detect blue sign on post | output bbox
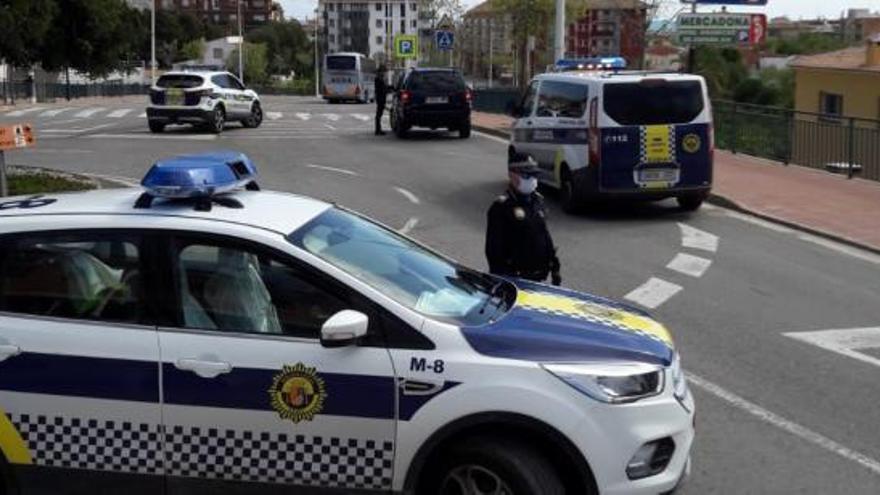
[436,30,455,51]
[681,0,768,4]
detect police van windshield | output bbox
[156,75,204,89]
[603,80,704,125]
[289,208,511,325]
[326,55,357,71]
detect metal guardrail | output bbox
[2,82,149,103]
[713,100,880,181]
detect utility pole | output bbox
[314,12,320,97]
[238,0,244,83]
[488,22,493,89]
[686,2,697,73]
[151,0,157,84]
[554,0,565,62]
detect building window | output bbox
[819,91,843,117]
[329,3,335,11]
[400,19,406,33]
[400,3,405,16]
[253,14,265,22]
[376,2,382,11]
[411,2,417,11]
[212,0,220,10]
[329,19,335,27]
[411,19,417,28]
[376,19,383,28]
[213,48,223,59]
[377,36,383,44]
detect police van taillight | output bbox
[588,97,600,167]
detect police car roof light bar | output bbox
[135,150,260,211]
[554,57,627,72]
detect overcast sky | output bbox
[280,0,878,23]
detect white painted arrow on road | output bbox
[784,327,880,369]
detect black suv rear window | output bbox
[408,71,466,92]
[603,80,704,125]
[156,75,204,89]
[326,56,356,71]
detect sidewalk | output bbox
[0,95,145,112]
[472,111,880,254]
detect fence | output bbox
[713,100,880,181]
[2,81,149,103]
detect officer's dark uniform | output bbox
[374,67,388,135]
[485,156,561,284]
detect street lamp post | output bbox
[151,0,157,84]
[554,0,565,62]
[238,0,244,83]
[314,12,320,98]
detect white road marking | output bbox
[722,209,795,234]
[394,186,420,205]
[21,148,94,154]
[784,327,880,369]
[107,108,133,118]
[623,277,683,309]
[44,117,84,126]
[324,123,336,130]
[295,112,311,120]
[322,113,340,121]
[39,107,73,117]
[400,217,419,234]
[474,130,509,144]
[40,123,114,134]
[687,372,880,476]
[74,107,106,118]
[266,111,283,120]
[86,133,218,140]
[138,112,146,118]
[5,107,44,117]
[666,253,713,278]
[352,113,370,122]
[304,164,359,176]
[796,234,880,266]
[678,223,719,253]
[239,135,339,140]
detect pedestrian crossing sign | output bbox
[395,35,418,59]
[436,30,454,51]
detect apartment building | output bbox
[152,0,278,26]
[319,0,427,59]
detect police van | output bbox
[0,151,694,495]
[509,58,713,213]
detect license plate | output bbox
[426,96,448,104]
[639,169,678,182]
[166,89,184,106]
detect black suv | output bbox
[390,68,472,139]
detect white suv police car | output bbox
[0,152,694,495]
[147,70,263,134]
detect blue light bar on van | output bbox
[141,150,258,199]
[555,57,627,71]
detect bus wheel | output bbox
[677,192,708,211]
[560,167,583,214]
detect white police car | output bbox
[147,70,262,134]
[0,152,694,495]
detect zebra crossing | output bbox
[2,104,386,141]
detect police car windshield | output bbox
[156,75,204,89]
[289,208,510,325]
[603,80,704,125]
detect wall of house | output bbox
[794,68,880,120]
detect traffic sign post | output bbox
[395,34,419,60]
[678,13,767,46]
[0,124,36,197]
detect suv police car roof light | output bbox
[135,150,260,211]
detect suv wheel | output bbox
[394,115,408,139]
[429,436,564,495]
[148,120,165,133]
[242,102,263,128]
[209,106,225,134]
[459,122,471,139]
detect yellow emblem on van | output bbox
[515,290,674,347]
[682,134,701,154]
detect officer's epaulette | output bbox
[496,194,509,203]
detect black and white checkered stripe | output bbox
[11,414,162,474]
[164,425,394,490]
[10,414,394,490]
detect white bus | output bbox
[322,52,376,104]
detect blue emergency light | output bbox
[555,57,627,72]
[135,150,260,210]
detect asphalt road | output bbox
[4,96,880,493]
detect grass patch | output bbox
[8,172,96,196]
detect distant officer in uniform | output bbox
[374,65,388,135]
[485,153,561,285]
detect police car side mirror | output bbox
[320,310,369,348]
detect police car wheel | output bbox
[210,107,225,134]
[243,102,262,128]
[148,120,164,133]
[431,437,564,495]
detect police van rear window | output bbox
[408,72,466,92]
[156,75,204,89]
[603,80,704,125]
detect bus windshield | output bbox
[326,55,357,72]
[603,80,704,126]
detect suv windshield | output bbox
[603,80,704,125]
[289,208,510,325]
[408,71,466,92]
[156,75,204,89]
[326,56,356,71]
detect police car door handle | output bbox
[0,344,21,362]
[175,358,233,379]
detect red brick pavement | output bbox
[472,111,880,253]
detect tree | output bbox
[247,20,310,77]
[180,39,206,62]
[227,42,269,84]
[0,0,58,67]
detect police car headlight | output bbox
[670,352,689,402]
[543,363,664,404]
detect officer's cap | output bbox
[508,152,540,177]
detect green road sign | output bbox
[395,35,418,59]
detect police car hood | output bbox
[461,280,674,366]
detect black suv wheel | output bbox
[148,120,165,133]
[459,122,471,139]
[426,436,564,495]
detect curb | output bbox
[473,124,509,140]
[7,165,136,191]
[707,192,880,256]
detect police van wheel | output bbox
[148,120,164,133]
[210,107,225,134]
[431,437,564,495]
[560,170,583,214]
[677,193,707,212]
[243,102,263,128]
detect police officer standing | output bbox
[485,153,562,285]
[374,65,388,135]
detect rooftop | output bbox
[791,46,880,74]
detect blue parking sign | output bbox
[436,30,454,51]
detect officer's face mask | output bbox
[516,176,538,195]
